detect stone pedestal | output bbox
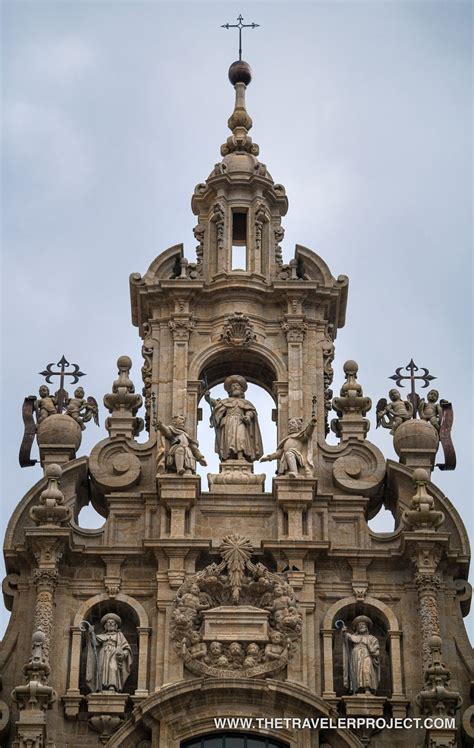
[202,605,269,642]
[86,692,128,716]
[207,460,265,494]
[87,692,128,744]
[274,477,316,538]
[341,693,386,717]
[157,474,200,537]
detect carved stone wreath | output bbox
[170,534,303,679]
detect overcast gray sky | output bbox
[1,1,472,642]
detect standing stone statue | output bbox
[156,415,207,475]
[204,375,263,462]
[376,388,413,434]
[339,615,380,694]
[260,416,317,478]
[418,389,442,431]
[84,613,132,693]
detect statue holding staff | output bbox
[336,615,380,694]
[82,613,132,693]
[204,375,263,463]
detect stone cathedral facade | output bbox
[1,59,472,748]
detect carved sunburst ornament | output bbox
[219,534,254,603]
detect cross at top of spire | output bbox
[221,14,259,61]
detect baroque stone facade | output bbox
[1,56,472,748]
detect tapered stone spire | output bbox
[221,61,259,156]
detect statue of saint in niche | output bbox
[83,613,132,693]
[205,375,263,462]
[338,615,380,694]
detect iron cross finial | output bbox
[221,14,260,61]
[39,355,85,412]
[389,358,436,416]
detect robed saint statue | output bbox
[205,375,263,462]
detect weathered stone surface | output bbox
[2,53,470,748]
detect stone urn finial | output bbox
[402,468,444,531]
[103,356,143,438]
[30,463,71,527]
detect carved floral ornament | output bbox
[220,312,256,347]
[170,534,303,679]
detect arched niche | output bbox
[65,592,150,715]
[187,342,287,444]
[321,595,404,701]
[190,342,284,398]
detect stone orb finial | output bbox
[343,359,358,375]
[117,355,132,370]
[413,468,430,484]
[228,60,252,86]
[45,463,62,480]
[393,418,439,457]
[428,634,442,649]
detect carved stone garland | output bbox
[170,534,303,679]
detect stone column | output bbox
[414,572,441,673]
[282,312,307,420]
[169,313,194,417]
[321,628,336,699]
[135,626,151,698]
[32,568,58,661]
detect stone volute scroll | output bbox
[170,534,303,679]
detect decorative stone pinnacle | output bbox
[221,74,259,156]
[103,356,143,438]
[30,463,71,527]
[330,360,372,441]
[402,468,445,531]
[12,631,56,715]
[416,635,462,717]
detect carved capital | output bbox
[282,318,307,342]
[33,568,59,592]
[169,316,195,341]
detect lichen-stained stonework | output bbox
[1,58,472,748]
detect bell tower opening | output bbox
[231,210,248,270]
